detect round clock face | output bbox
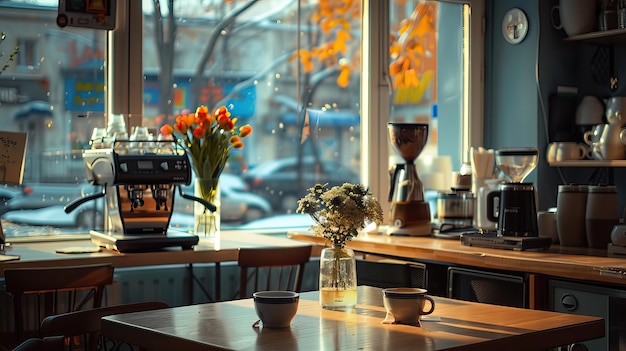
[502,8,528,44]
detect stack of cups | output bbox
[586,185,619,249]
[556,184,588,247]
[557,184,620,249]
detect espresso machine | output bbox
[387,122,432,236]
[65,139,214,252]
[461,147,551,250]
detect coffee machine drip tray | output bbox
[460,233,552,251]
[90,230,198,253]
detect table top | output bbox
[0,231,315,276]
[101,285,604,351]
[287,231,626,286]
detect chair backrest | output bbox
[40,301,169,351]
[237,245,312,299]
[11,336,65,351]
[4,263,114,344]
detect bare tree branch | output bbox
[190,0,262,106]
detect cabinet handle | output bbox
[561,293,578,311]
[597,266,626,278]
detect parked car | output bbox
[0,184,33,215]
[2,182,105,229]
[2,200,104,230]
[173,173,273,223]
[2,174,272,230]
[242,156,360,212]
[238,214,313,232]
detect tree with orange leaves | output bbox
[389,2,437,104]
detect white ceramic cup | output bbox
[558,0,597,37]
[382,288,435,325]
[253,291,299,328]
[575,95,605,126]
[553,142,589,161]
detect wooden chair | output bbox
[3,263,114,345]
[11,336,64,351]
[40,301,169,351]
[237,245,312,299]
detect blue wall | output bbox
[484,0,626,212]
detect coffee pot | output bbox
[486,148,539,237]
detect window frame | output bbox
[362,0,485,215]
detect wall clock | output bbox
[502,8,528,44]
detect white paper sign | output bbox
[0,131,27,185]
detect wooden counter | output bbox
[287,232,626,287]
[0,231,319,277]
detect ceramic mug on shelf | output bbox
[548,142,589,162]
[556,0,597,37]
[576,95,605,126]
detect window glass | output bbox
[0,0,476,238]
[388,0,467,204]
[1,1,107,237]
[140,0,363,232]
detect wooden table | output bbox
[101,285,604,351]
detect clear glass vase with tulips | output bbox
[160,105,252,238]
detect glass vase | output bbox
[194,177,221,241]
[319,246,357,310]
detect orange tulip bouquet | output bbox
[160,105,252,236]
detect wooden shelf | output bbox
[549,160,626,167]
[564,28,626,45]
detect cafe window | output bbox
[0,0,482,238]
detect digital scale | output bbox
[460,233,552,251]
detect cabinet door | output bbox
[549,280,609,351]
[447,267,527,308]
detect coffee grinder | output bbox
[461,147,551,250]
[488,147,539,237]
[387,122,431,236]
